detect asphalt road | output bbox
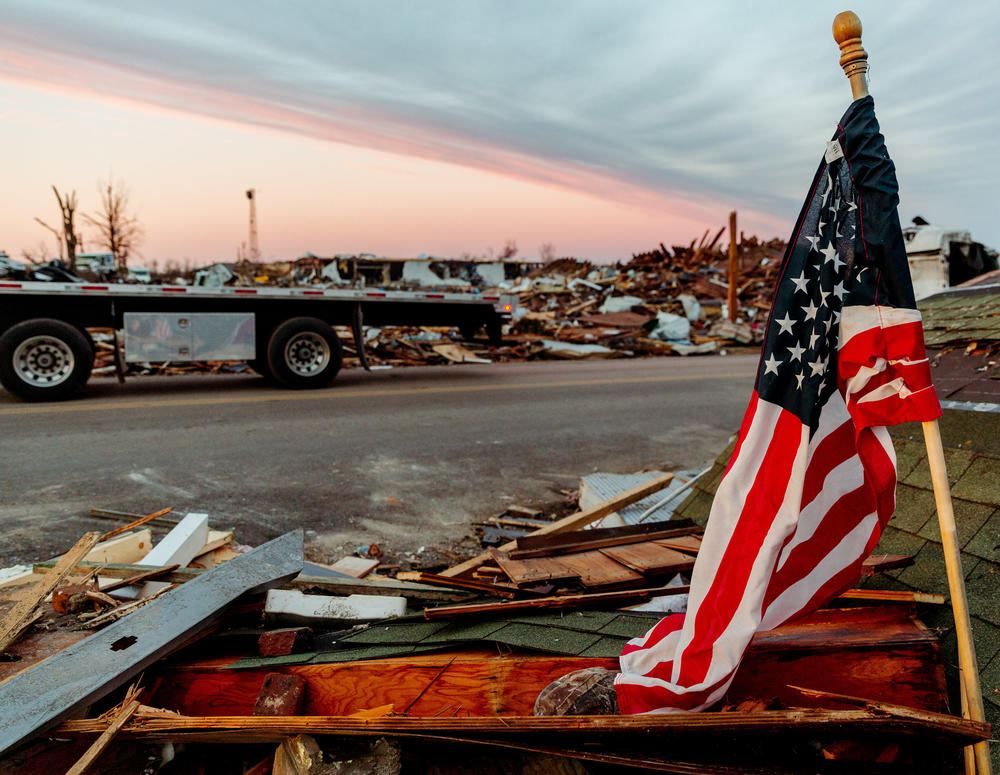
[0,356,757,566]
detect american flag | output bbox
[615,96,942,714]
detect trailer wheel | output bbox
[0,319,94,401]
[266,317,343,389]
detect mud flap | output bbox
[351,302,370,371]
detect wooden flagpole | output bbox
[833,12,992,774]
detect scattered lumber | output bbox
[32,562,474,602]
[0,530,304,757]
[424,586,689,620]
[396,571,521,599]
[0,532,102,654]
[0,530,152,592]
[441,472,675,577]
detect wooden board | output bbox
[486,549,579,587]
[599,543,695,575]
[548,551,645,589]
[329,557,380,578]
[651,535,703,555]
[423,587,688,620]
[0,533,102,653]
[55,706,989,747]
[510,521,699,559]
[396,571,521,599]
[0,530,154,592]
[31,562,473,602]
[488,548,643,589]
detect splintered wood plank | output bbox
[0,533,102,653]
[65,699,141,775]
[599,543,696,575]
[98,507,173,542]
[487,548,643,590]
[54,706,990,746]
[487,549,579,587]
[547,550,645,589]
[510,521,699,559]
[651,535,703,555]
[441,473,675,577]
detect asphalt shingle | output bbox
[964,508,1000,563]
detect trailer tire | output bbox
[0,318,94,401]
[266,317,342,389]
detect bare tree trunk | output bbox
[49,187,79,271]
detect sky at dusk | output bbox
[1,1,998,266]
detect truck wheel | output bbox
[266,317,343,389]
[0,319,94,401]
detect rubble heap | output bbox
[0,474,988,773]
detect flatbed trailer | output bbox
[0,281,516,401]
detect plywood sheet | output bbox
[599,543,695,575]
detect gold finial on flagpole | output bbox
[832,11,869,100]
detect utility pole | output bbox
[728,210,738,322]
[246,189,260,262]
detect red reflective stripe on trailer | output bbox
[424,293,445,299]
[366,292,387,297]
[302,290,324,296]
[234,289,257,294]
[81,285,109,291]
[0,283,22,288]
[162,287,187,293]
[483,296,499,301]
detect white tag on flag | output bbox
[825,139,845,164]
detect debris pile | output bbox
[0,469,989,773]
[81,228,785,379]
[504,231,784,359]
